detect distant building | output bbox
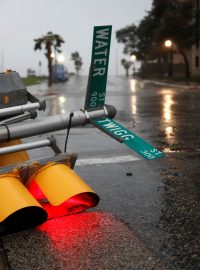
[141,0,200,78]
[190,0,200,76]
[27,68,36,77]
[178,0,200,76]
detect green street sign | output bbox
[85,25,164,161]
[84,25,112,110]
[92,118,165,160]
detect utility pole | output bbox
[1,50,4,72]
[164,40,173,78]
[115,49,118,77]
[38,61,42,77]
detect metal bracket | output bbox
[27,91,46,111]
[0,136,61,155]
[0,153,77,184]
[48,136,62,154]
[81,104,114,121]
[103,105,109,116]
[84,110,90,119]
[0,111,37,126]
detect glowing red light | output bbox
[42,193,98,219]
[27,180,99,219]
[37,212,104,253]
[27,180,46,201]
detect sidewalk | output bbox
[143,79,200,90]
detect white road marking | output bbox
[76,155,141,166]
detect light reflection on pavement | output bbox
[1,76,200,269]
[2,212,166,270]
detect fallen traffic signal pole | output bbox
[0,25,164,236]
[0,105,116,143]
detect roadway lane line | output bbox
[144,79,190,89]
[76,155,141,166]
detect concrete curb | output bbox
[0,242,10,270]
[144,79,200,90]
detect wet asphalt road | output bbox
[1,76,200,270]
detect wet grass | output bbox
[22,76,47,86]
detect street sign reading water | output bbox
[84,25,112,110]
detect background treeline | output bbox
[116,0,195,78]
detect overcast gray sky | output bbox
[0,0,152,77]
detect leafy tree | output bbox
[136,13,159,62]
[116,14,163,69]
[152,0,194,77]
[116,24,137,55]
[116,0,195,78]
[71,51,83,76]
[34,32,64,86]
[121,59,132,77]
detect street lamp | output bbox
[51,53,65,64]
[131,55,136,62]
[164,40,172,48]
[164,39,173,77]
[130,54,136,75]
[51,52,55,59]
[57,54,65,63]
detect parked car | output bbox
[52,64,69,82]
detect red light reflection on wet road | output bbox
[3,212,161,269]
[37,212,105,254]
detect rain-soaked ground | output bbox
[1,76,200,270]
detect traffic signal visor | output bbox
[0,173,47,235]
[27,163,99,217]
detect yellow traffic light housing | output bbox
[26,163,99,218]
[0,173,47,235]
[0,140,48,235]
[0,151,99,235]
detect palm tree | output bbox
[121,59,132,77]
[71,51,83,76]
[34,32,64,86]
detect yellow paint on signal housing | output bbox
[0,139,29,166]
[27,163,99,206]
[0,174,47,222]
